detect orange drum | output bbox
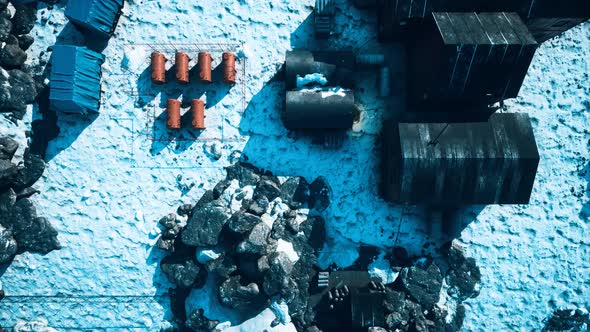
[166,99,181,129]
[222,52,236,84]
[175,51,190,84]
[198,52,212,83]
[191,99,206,130]
[151,52,166,85]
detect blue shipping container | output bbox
[65,0,124,39]
[50,45,105,115]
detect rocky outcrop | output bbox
[543,308,589,332]
[0,137,59,264]
[154,162,328,330]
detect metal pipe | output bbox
[191,99,205,130]
[175,51,190,84]
[222,52,236,84]
[197,52,212,83]
[166,99,181,129]
[151,52,166,84]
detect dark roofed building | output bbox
[381,113,540,205]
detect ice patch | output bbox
[276,239,299,263]
[14,319,58,332]
[197,248,221,264]
[296,73,328,88]
[222,308,297,332]
[368,253,399,284]
[121,48,148,72]
[270,300,292,325]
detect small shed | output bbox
[49,45,105,115]
[65,0,124,39]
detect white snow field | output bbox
[0,0,588,330]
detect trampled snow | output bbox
[0,0,588,331]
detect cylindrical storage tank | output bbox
[283,89,356,129]
[175,51,190,84]
[191,99,206,130]
[166,99,181,129]
[379,66,391,97]
[198,52,212,83]
[151,52,166,84]
[222,52,236,84]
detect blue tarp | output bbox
[50,45,105,115]
[65,0,124,39]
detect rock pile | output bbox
[0,137,60,265]
[543,308,589,332]
[0,1,42,121]
[155,162,329,331]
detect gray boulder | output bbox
[185,308,219,332]
[246,195,269,216]
[263,252,296,296]
[0,137,18,160]
[0,159,17,188]
[181,202,229,247]
[160,255,205,289]
[0,16,10,42]
[218,276,267,311]
[204,253,237,279]
[309,177,331,211]
[11,4,37,35]
[17,34,34,51]
[253,177,281,201]
[236,222,274,256]
[13,149,45,190]
[400,262,443,309]
[280,176,309,208]
[225,163,260,187]
[228,211,261,234]
[0,224,17,263]
[446,241,481,300]
[0,44,27,68]
[7,69,37,110]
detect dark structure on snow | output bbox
[381,113,540,205]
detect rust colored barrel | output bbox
[166,99,181,129]
[198,52,212,83]
[191,99,206,130]
[175,52,190,84]
[151,52,166,84]
[222,52,236,84]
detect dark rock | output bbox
[0,44,27,68]
[156,237,174,251]
[446,242,481,300]
[236,222,274,256]
[194,190,214,210]
[0,0,7,10]
[0,16,10,42]
[385,298,423,332]
[263,252,296,296]
[0,137,18,160]
[181,202,229,247]
[162,225,181,240]
[185,308,219,332]
[212,179,231,199]
[368,328,389,332]
[177,204,193,217]
[204,253,237,279]
[253,177,281,201]
[5,33,16,45]
[1,197,60,254]
[0,159,17,188]
[247,195,269,216]
[6,69,37,110]
[15,186,39,200]
[299,216,326,250]
[280,177,309,208]
[159,213,177,229]
[11,4,37,35]
[308,177,331,211]
[0,224,17,263]
[400,262,443,309]
[225,163,260,187]
[543,308,589,332]
[218,276,267,311]
[228,211,261,234]
[13,149,45,191]
[383,289,406,314]
[306,327,322,332]
[160,255,205,289]
[17,34,34,51]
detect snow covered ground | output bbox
[0,0,588,330]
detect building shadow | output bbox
[578,161,590,221]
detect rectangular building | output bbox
[381,113,540,205]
